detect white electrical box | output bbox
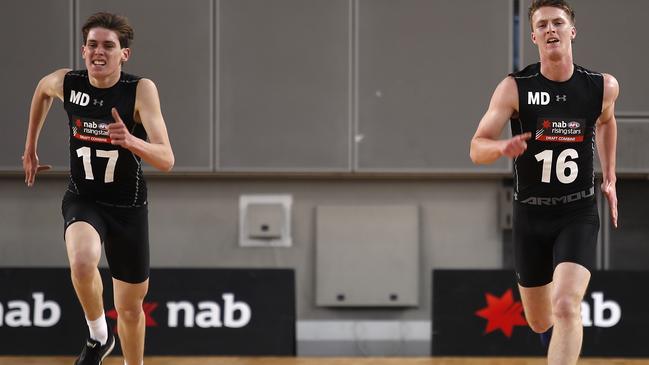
[239,195,292,247]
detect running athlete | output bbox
[470,1,617,364]
[22,12,174,365]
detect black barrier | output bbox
[432,270,649,357]
[0,268,295,355]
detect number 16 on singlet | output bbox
[535,148,579,184]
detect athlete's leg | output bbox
[548,262,590,365]
[65,221,104,323]
[113,278,149,365]
[518,282,553,333]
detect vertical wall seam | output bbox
[351,0,359,172]
[214,0,220,171]
[71,0,77,68]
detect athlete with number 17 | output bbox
[22,12,174,365]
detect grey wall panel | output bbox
[614,119,649,173]
[593,119,649,174]
[78,0,213,171]
[0,178,75,266]
[0,0,73,171]
[316,205,419,306]
[356,0,511,172]
[521,0,649,115]
[219,0,351,171]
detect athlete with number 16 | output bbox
[470,1,618,364]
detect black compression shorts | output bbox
[513,199,599,288]
[62,191,150,284]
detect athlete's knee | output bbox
[69,255,98,280]
[524,305,553,333]
[526,316,553,334]
[115,303,144,323]
[66,238,101,280]
[552,293,583,323]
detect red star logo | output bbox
[106,302,159,334]
[542,120,551,129]
[75,119,82,127]
[475,289,527,338]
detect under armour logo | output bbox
[93,99,104,106]
[556,95,567,102]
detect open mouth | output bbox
[92,60,106,66]
[547,38,559,44]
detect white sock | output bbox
[86,311,108,345]
[124,361,144,365]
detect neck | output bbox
[539,53,574,82]
[88,69,121,88]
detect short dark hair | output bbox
[528,0,575,28]
[82,12,134,48]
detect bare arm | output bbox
[23,68,69,186]
[108,78,174,171]
[470,76,530,164]
[596,73,619,228]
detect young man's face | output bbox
[531,6,576,60]
[82,27,130,79]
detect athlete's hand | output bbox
[108,108,135,149]
[22,152,52,187]
[601,179,618,228]
[501,132,532,158]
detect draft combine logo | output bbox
[474,289,527,338]
[536,118,585,142]
[72,116,112,144]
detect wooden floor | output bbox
[1,357,648,365]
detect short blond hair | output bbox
[528,0,575,30]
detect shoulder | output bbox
[134,78,162,115]
[46,68,73,84]
[135,78,160,100]
[482,75,519,116]
[135,77,156,89]
[493,76,518,103]
[55,68,75,77]
[601,73,620,104]
[494,76,517,95]
[602,73,619,90]
[39,68,72,99]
